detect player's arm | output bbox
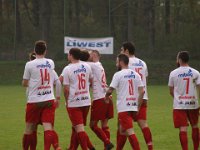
[138,86,145,109]
[59,75,63,84]
[63,85,69,103]
[54,79,62,107]
[22,79,29,87]
[169,86,174,97]
[105,87,114,103]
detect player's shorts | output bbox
[26,100,56,125]
[173,108,199,128]
[135,101,147,121]
[67,106,90,126]
[118,111,137,130]
[90,98,114,121]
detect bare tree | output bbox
[127,0,133,41]
[0,0,2,19]
[40,0,51,41]
[16,0,22,42]
[165,0,171,34]
[74,0,80,36]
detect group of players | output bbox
[22,40,199,150]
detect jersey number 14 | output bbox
[40,68,50,85]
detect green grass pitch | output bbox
[0,85,195,149]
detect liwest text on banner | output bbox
[64,36,113,54]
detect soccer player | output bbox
[121,42,153,150]
[105,53,144,150]
[65,49,95,150]
[22,40,61,150]
[62,48,95,150]
[88,50,114,149]
[168,51,200,150]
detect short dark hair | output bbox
[178,51,189,63]
[122,42,135,55]
[91,50,100,57]
[118,54,129,65]
[69,48,81,60]
[34,40,47,55]
[80,50,90,61]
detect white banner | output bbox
[64,36,113,54]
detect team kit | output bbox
[22,41,199,150]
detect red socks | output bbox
[23,134,32,150]
[179,131,188,150]
[77,131,88,150]
[116,130,127,150]
[142,127,153,150]
[91,125,110,145]
[22,132,37,150]
[192,128,199,150]
[44,130,60,150]
[68,127,79,149]
[102,126,110,139]
[128,134,140,150]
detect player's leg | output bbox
[23,103,38,150]
[179,126,188,150]
[173,109,189,150]
[101,98,114,140]
[74,124,89,150]
[118,112,140,150]
[137,100,153,150]
[188,109,199,150]
[101,119,114,149]
[23,123,37,150]
[90,120,112,148]
[101,119,110,139]
[116,122,127,150]
[42,100,61,150]
[125,128,140,150]
[67,126,79,150]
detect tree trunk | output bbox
[74,0,80,36]
[40,0,51,41]
[16,0,22,42]
[127,0,133,41]
[32,0,39,27]
[165,0,170,34]
[67,0,72,35]
[0,0,2,18]
[148,0,155,50]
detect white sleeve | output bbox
[23,62,30,80]
[144,62,148,77]
[63,67,70,86]
[55,79,62,98]
[110,73,119,89]
[195,71,200,85]
[168,72,174,87]
[136,75,144,87]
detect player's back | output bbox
[169,66,200,109]
[88,62,107,100]
[112,69,143,112]
[63,61,92,107]
[129,57,148,99]
[170,66,200,96]
[23,58,56,103]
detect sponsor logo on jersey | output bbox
[37,90,51,96]
[37,61,51,69]
[74,65,86,74]
[131,60,144,67]
[124,71,135,79]
[178,69,193,78]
